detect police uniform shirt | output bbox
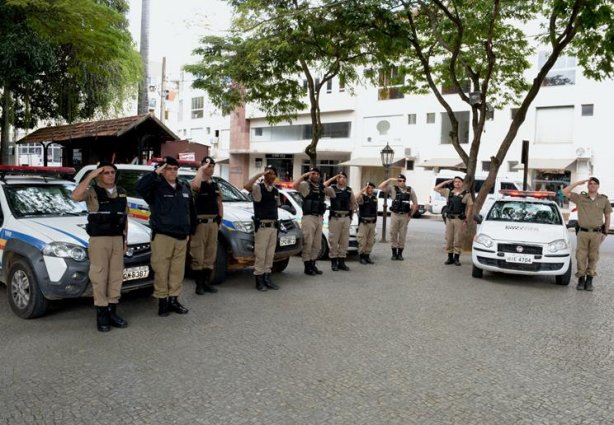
[84,185,129,216]
[195,179,222,212]
[436,188,474,207]
[568,192,612,229]
[252,182,281,206]
[298,181,336,199]
[387,185,418,206]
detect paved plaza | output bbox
[1,219,613,424]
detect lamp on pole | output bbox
[380,142,395,243]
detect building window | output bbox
[406,160,414,171]
[206,127,211,135]
[302,79,308,91]
[303,122,351,139]
[178,100,183,122]
[377,66,405,100]
[510,108,519,119]
[440,111,469,144]
[539,52,576,86]
[441,80,470,95]
[326,79,333,93]
[508,161,519,172]
[191,97,204,119]
[535,106,574,144]
[426,113,436,124]
[482,161,491,172]
[408,114,417,125]
[581,104,594,116]
[254,128,263,136]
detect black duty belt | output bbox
[579,227,603,233]
[447,215,464,219]
[331,211,349,218]
[258,222,276,228]
[197,218,216,224]
[360,218,376,223]
[393,211,408,215]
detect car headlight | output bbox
[233,220,254,233]
[43,242,87,262]
[546,239,568,253]
[474,233,494,248]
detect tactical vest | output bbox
[302,182,327,215]
[390,186,412,214]
[195,180,220,215]
[446,190,467,216]
[253,183,278,220]
[359,194,378,219]
[330,185,352,213]
[87,186,128,237]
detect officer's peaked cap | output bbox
[97,161,117,171]
[589,176,600,185]
[398,174,406,180]
[367,181,376,188]
[338,171,347,178]
[309,167,321,174]
[162,156,179,167]
[201,156,216,165]
[265,165,278,175]
[454,176,464,182]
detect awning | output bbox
[512,159,575,171]
[416,158,465,168]
[338,157,405,167]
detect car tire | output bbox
[210,241,228,285]
[471,264,483,279]
[271,257,290,273]
[318,234,329,260]
[7,259,49,319]
[555,261,572,285]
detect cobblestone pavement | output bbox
[1,221,613,425]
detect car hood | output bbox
[8,216,151,248]
[478,221,568,244]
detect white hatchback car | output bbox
[472,191,572,285]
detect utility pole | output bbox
[137,0,150,114]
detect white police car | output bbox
[472,190,572,285]
[0,166,153,319]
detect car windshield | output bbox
[213,177,249,202]
[286,191,303,206]
[4,184,86,218]
[487,201,562,225]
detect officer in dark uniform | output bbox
[356,182,378,265]
[378,174,418,260]
[72,162,129,332]
[293,168,335,275]
[190,156,223,295]
[434,176,473,265]
[136,156,196,316]
[563,177,611,291]
[323,171,356,271]
[244,165,281,291]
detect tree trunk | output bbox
[1,88,12,165]
[137,0,150,115]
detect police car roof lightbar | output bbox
[0,165,76,180]
[147,157,201,168]
[500,189,556,199]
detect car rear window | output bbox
[487,201,562,225]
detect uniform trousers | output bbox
[390,212,410,249]
[254,227,277,275]
[328,216,350,258]
[88,236,124,307]
[357,221,376,255]
[190,219,218,271]
[576,230,603,277]
[301,215,323,262]
[445,218,464,254]
[151,233,188,298]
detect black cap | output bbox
[366,181,376,188]
[264,165,278,176]
[309,167,321,174]
[453,176,464,182]
[398,174,406,180]
[201,156,215,165]
[97,161,117,171]
[338,171,347,178]
[589,176,600,185]
[162,156,179,167]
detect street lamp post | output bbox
[380,142,395,243]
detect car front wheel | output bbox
[471,264,483,278]
[555,261,572,285]
[7,259,49,319]
[271,257,290,273]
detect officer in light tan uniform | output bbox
[72,162,129,332]
[563,177,611,291]
[190,156,223,295]
[323,171,356,271]
[244,165,281,291]
[379,174,418,260]
[434,176,473,266]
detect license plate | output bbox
[505,254,533,264]
[280,235,296,247]
[123,266,150,281]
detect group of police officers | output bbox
[75,158,610,332]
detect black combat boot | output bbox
[304,261,317,276]
[255,274,268,291]
[338,258,350,271]
[576,276,586,290]
[453,254,461,266]
[168,296,189,314]
[194,270,205,295]
[158,298,170,317]
[263,273,279,290]
[391,248,398,260]
[96,306,110,332]
[331,258,339,271]
[107,304,128,328]
[365,254,374,264]
[201,269,218,293]
[311,261,324,275]
[397,249,404,261]
[359,254,368,265]
[445,253,454,265]
[584,276,594,291]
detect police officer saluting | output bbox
[563,177,611,291]
[190,156,223,295]
[293,167,336,275]
[244,165,281,291]
[136,156,196,316]
[356,182,378,265]
[378,174,418,260]
[72,162,128,332]
[434,176,473,266]
[323,171,355,271]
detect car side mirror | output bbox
[474,214,483,224]
[280,204,296,215]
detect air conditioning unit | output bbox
[575,147,592,159]
[404,147,412,157]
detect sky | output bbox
[127,0,232,78]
